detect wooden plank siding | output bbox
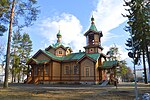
[27,57,109,84]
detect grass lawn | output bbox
[0,82,149,100]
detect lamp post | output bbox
[127,21,138,100]
[132,41,138,100]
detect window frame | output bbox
[34,66,38,76]
[64,66,70,75]
[85,67,90,77]
[74,66,79,75]
[45,65,49,75]
[59,50,62,54]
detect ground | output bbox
[0,82,149,100]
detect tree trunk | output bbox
[22,67,25,83]
[3,0,15,88]
[18,72,20,83]
[11,69,14,83]
[145,44,150,77]
[14,73,16,83]
[142,49,148,84]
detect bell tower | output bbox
[84,16,103,54]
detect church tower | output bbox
[84,16,103,54]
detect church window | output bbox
[59,50,62,54]
[41,71,43,76]
[88,34,94,45]
[34,66,38,76]
[74,66,79,75]
[45,65,48,75]
[85,67,90,77]
[65,66,70,74]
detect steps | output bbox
[100,80,109,86]
[24,76,32,84]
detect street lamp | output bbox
[127,21,138,100]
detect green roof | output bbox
[52,42,63,48]
[42,50,63,60]
[102,60,118,69]
[34,50,101,63]
[89,24,98,32]
[31,58,49,64]
[28,48,101,64]
[63,52,85,61]
[89,16,98,32]
[87,53,100,61]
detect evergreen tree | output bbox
[10,30,22,83]
[106,46,120,61]
[0,0,10,35]
[1,0,39,88]
[19,33,32,82]
[123,0,150,84]
[10,31,32,83]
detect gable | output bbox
[77,53,100,63]
[35,53,50,61]
[30,50,52,62]
[80,58,94,67]
[66,48,71,55]
[47,48,55,55]
[55,47,66,56]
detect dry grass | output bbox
[0,83,149,100]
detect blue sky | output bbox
[1,0,144,69]
[27,0,128,53]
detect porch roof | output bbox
[101,60,118,69]
[28,58,49,64]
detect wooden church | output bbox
[25,16,118,85]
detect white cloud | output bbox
[92,0,127,43]
[92,0,129,61]
[35,0,128,55]
[103,44,128,61]
[37,13,86,52]
[117,46,128,60]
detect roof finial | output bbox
[91,15,94,24]
[89,14,98,32]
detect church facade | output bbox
[25,16,118,84]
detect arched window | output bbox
[88,33,94,45]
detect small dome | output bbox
[91,15,94,22]
[89,16,98,32]
[57,30,62,37]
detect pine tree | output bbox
[1,0,39,88]
[19,33,32,82]
[106,46,120,61]
[10,31,32,83]
[10,30,22,83]
[123,0,150,84]
[0,0,10,35]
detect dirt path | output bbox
[0,82,149,100]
